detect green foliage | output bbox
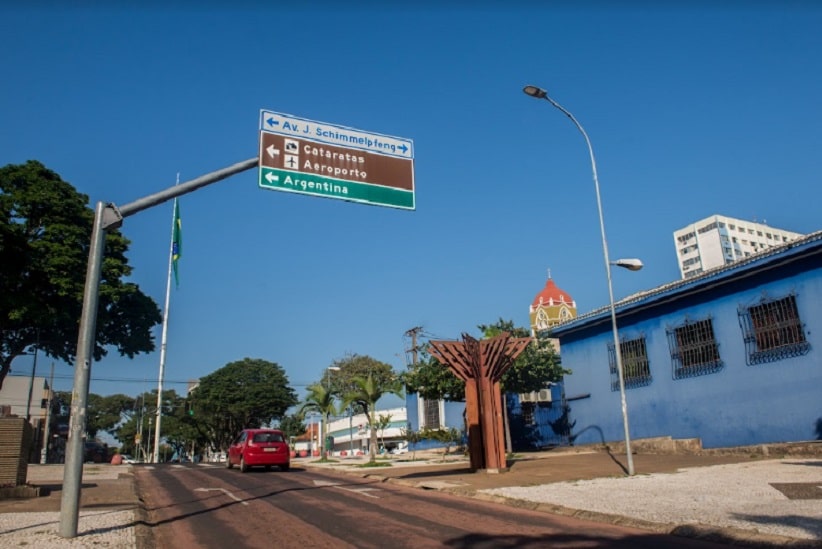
[402,320,567,404]
[155,391,206,459]
[327,353,395,405]
[357,461,392,468]
[479,318,569,394]
[299,383,339,457]
[0,160,162,390]
[419,426,463,458]
[278,413,307,441]
[55,390,137,440]
[342,369,403,463]
[87,393,137,439]
[193,357,299,451]
[399,346,465,402]
[376,413,392,449]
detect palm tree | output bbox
[299,383,337,460]
[377,413,392,452]
[344,373,404,463]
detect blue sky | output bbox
[3,2,821,410]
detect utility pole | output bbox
[404,326,422,367]
[40,362,55,464]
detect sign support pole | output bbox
[59,157,258,538]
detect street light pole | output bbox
[523,84,636,476]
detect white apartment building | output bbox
[674,214,804,279]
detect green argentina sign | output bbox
[258,167,414,210]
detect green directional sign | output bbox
[259,167,414,210]
[258,110,415,210]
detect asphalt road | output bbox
[135,462,738,548]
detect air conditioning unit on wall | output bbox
[537,389,552,402]
[519,392,536,403]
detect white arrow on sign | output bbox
[265,172,279,184]
[194,487,249,506]
[266,144,280,159]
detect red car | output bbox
[226,429,291,472]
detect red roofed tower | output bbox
[529,270,577,336]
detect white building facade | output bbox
[326,406,407,456]
[674,214,803,279]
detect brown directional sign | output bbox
[259,132,413,191]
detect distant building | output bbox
[0,375,53,463]
[328,406,407,456]
[674,214,803,279]
[529,272,576,359]
[529,272,577,340]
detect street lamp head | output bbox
[611,258,644,271]
[523,85,548,99]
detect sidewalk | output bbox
[0,463,141,548]
[302,445,822,547]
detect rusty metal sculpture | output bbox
[429,332,530,472]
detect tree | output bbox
[192,358,298,452]
[479,318,568,453]
[159,391,206,462]
[327,353,395,404]
[477,318,569,394]
[343,372,403,463]
[278,413,307,442]
[299,383,338,460]
[0,160,162,390]
[87,393,137,440]
[400,345,464,402]
[376,413,392,451]
[55,390,137,440]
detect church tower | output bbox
[529,271,577,336]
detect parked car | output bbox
[120,454,137,464]
[83,441,108,463]
[226,429,290,472]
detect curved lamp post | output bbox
[523,84,638,475]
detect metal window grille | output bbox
[608,336,652,391]
[521,402,535,426]
[667,317,723,379]
[738,293,809,365]
[422,398,440,429]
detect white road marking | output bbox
[340,487,380,499]
[312,479,381,498]
[195,487,249,505]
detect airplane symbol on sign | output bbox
[285,155,298,168]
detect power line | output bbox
[5,373,316,388]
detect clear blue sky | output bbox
[3,2,821,408]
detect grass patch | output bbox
[357,461,393,468]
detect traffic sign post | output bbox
[259,110,415,210]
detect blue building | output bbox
[553,231,822,449]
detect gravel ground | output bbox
[0,464,137,548]
[482,458,822,541]
[0,510,136,548]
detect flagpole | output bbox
[152,178,179,464]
